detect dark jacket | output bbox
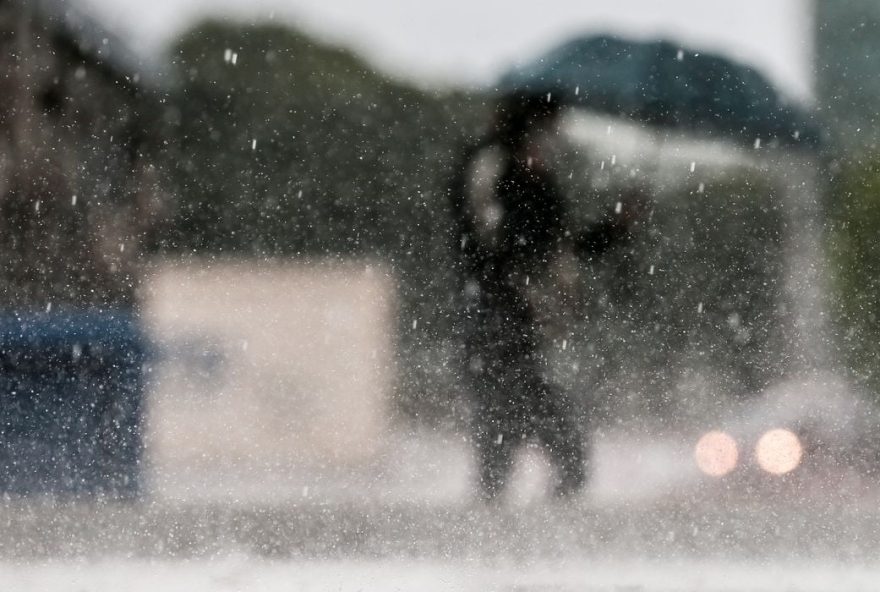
[449,135,630,291]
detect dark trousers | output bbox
[464,280,587,499]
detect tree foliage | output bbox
[829,154,880,399]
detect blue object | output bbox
[0,311,147,497]
[497,35,821,148]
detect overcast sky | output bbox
[79,0,814,101]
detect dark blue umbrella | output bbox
[498,35,820,147]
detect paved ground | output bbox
[4,556,880,592]
[0,494,877,560]
[2,427,880,590]
[147,426,702,507]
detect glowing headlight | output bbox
[755,428,803,475]
[694,430,739,477]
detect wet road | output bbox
[2,428,879,590]
[4,556,880,591]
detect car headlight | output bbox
[755,428,803,475]
[694,430,739,477]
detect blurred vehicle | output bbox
[692,373,880,490]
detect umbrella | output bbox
[497,35,820,147]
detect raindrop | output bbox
[697,302,704,314]
[615,201,623,214]
[754,138,762,149]
[690,161,696,173]
[697,183,705,193]
[71,194,77,206]
[251,139,257,150]
[676,49,684,61]
[648,265,655,275]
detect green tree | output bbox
[829,155,880,399]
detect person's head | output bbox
[494,92,563,152]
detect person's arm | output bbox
[449,139,506,265]
[575,218,631,257]
[574,192,649,258]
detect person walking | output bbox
[449,93,642,500]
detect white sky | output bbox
[79,0,814,101]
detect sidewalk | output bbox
[146,427,700,507]
[0,427,877,561]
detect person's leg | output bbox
[528,375,588,496]
[472,402,517,501]
[465,323,520,501]
[466,281,545,500]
